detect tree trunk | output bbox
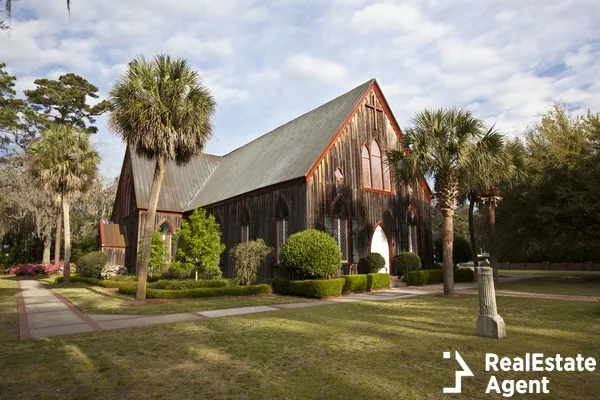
[468,195,479,268]
[42,235,51,266]
[441,209,455,295]
[136,156,166,302]
[62,199,71,284]
[54,203,62,265]
[487,202,498,285]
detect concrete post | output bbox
[476,267,506,339]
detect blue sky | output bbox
[2,0,599,179]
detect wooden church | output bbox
[100,79,433,280]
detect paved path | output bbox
[16,275,533,340]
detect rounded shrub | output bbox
[434,236,472,264]
[363,252,386,273]
[394,252,421,276]
[77,251,107,278]
[279,229,342,279]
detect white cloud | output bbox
[285,53,348,84]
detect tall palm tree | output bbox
[463,139,528,283]
[387,108,503,295]
[28,124,99,283]
[109,55,215,301]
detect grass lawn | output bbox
[42,280,312,315]
[2,276,599,399]
[500,269,600,277]
[497,276,600,296]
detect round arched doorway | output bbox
[370,224,390,274]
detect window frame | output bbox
[274,197,290,264]
[332,196,351,264]
[239,206,251,243]
[361,140,394,194]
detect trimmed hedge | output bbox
[367,273,391,290]
[272,277,345,298]
[406,268,475,286]
[149,279,232,290]
[55,275,136,291]
[117,284,272,299]
[343,274,367,293]
[77,251,107,278]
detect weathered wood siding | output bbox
[199,181,308,281]
[101,247,126,266]
[307,89,433,272]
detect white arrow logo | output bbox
[443,351,474,393]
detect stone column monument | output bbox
[476,266,506,339]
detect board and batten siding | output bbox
[307,89,433,271]
[201,181,308,282]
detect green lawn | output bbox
[498,276,600,296]
[2,276,599,399]
[500,269,600,277]
[42,280,311,315]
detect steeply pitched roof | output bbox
[186,79,375,209]
[129,79,376,212]
[131,151,221,211]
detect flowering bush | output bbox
[4,261,75,276]
[100,264,128,279]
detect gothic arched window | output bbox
[333,197,350,263]
[275,198,290,263]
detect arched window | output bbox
[157,219,174,264]
[240,207,250,243]
[406,208,419,254]
[275,198,290,263]
[361,145,371,188]
[362,140,393,193]
[124,175,131,217]
[370,141,383,190]
[333,197,350,263]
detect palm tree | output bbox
[109,55,215,301]
[28,124,99,283]
[387,108,503,295]
[463,139,528,283]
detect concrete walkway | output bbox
[17,275,534,340]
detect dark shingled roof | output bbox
[131,152,221,212]
[130,79,374,212]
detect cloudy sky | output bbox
[2,0,599,179]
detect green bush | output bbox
[434,236,472,264]
[77,251,107,278]
[406,270,429,285]
[55,275,136,291]
[343,274,367,293]
[279,229,342,279]
[117,284,272,299]
[287,278,345,298]
[230,239,272,285]
[363,253,386,273]
[405,269,473,285]
[271,277,292,294]
[394,252,421,276]
[454,267,475,282]
[149,279,231,290]
[367,273,391,290]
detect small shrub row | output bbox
[273,273,391,298]
[406,268,475,286]
[117,284,272,299]
[55,275,136,291]
[367,273,391,290]
[148,279,233,290]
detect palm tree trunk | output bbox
[441,209,455,295]
[468,195,479,268]
[62,198,71,284]
[42,235,51,266]
[486,202,498,285]
[136,156,166,302]
[54,203,62,265]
